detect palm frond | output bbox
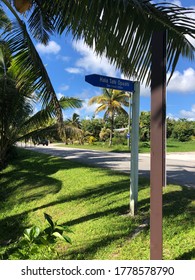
[42,0,194,85]
[95,104,108,113]
[1,0,63,132]
[0,6,11,31]
[59,96,82,110]
[3,23,62,121]
[17,123,57,142]
[28,0,55,44]
[88,95,102,105]
[22,108,53,129]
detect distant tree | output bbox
[64,113,83,144]
[166,117,176,138]
[66,113,81,129]
[81,118,104,141]
[88,89,129,146]
[114,114,129,129]
[172,119,194,142]
[99,127,111,142]
[139,111,150,142]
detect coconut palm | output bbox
[66,113,81,129]
[0,1,64,135]
[62,113,83,144]
[88,89,129,146]
[0,42,82,168]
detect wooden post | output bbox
[150,31,166,259]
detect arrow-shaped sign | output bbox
[85,74,134,92]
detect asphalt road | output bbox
[24,144,195,188]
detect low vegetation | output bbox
[0,148,194,260]
[55,139,195,153]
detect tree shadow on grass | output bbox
[175,248,195,260]
[1,181,194,260]
[0,147,88,206]
[1,148,194,260]
[62,232,130,260]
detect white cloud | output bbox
[57,92,64,100]
[36,41,61,54]
[59,85,70,91]
[65,67,83,74]
[81,99,99,114]
[74,98,100,119]
[72,39,118,76]
[140,84,150,97]
[121,67,195,97]
[179,104,195,120]
[167,113,179,120]
[168,68,195,93]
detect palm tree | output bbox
[88,89,129,146]
[0,41,33,168]
[63,113,83,144]
[66,113,81,129]
[0,42,82,169]
[1,1,64,135]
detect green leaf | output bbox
[30,226,41,239]
[24,228,31,240]
[52,231,64,240]
[39,236,49,246]
[44,213,54,230]
[55,225,74,233]
[52,231,72,244]
[63,235,72,244]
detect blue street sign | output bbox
[85,74,134,92]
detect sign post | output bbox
[150,31,166,260]
[130,82,140,216]
[85,74,139,216]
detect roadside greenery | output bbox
[55,139,195,153]
[0,149,194,260]
[12,213,72,260]
[88,89,129,146]
[53,113,195,151]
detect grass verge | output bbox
[54,139,195,153]
[0,148,194,260]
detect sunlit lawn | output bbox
[0,148,194,260]
[54,139,195,153]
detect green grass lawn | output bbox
[54,139,195,153]
[0,148,194,260]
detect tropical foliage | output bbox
[0,41,82,169]
[63,113,195,146]
[1,1,195,86]
[1,1,64,130]
[0,41,33,168]
[88,89,129,145]
[8,0,195,83]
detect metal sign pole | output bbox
[150,31,166,260]
[130,82,140,216]
[127,93,132,148]
[85,74,140,216]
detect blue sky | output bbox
[7,0,195,121]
